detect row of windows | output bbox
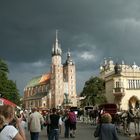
[115,80,140,89]
[26,100,42,108]
[64,69,74,74]
[26,85,47,97]
[53,75,74,80]
[115,82,122,88]
[128,80,140,89]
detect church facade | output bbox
[23,33,77,110]
[100,58,140,110]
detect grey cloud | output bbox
[1,0,140,94]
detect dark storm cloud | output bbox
[1,0,140,94]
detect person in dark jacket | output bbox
[62,110,70,138]
[49,108,61,140]
[94,113,119,140]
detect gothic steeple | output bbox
[64,49,74,65]
[52,30,62,56]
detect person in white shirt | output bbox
[21,117,27,130]
[0,105,26,140]
[29,107,44,140]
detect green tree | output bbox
[0,59,9,98]
[0,58,20,105]
[0,59,9,74]
[80,76,107,107]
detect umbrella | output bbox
[0,98,17,107]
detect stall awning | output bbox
[0,98,17,107]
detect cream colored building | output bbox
[23,32,77,110]
[100,58,140,110]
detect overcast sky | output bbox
[1,0,140,95]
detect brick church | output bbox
[23,32,77,110]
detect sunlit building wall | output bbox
[100,58,140,110]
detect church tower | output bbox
[63,50,77,106]
[24,31,77,110]
[50,31,64,108]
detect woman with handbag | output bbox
[94,113,119,140]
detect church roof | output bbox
[39,73,51,84]
[26,73,51,88]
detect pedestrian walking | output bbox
[20,112,27,131]
[68,109,77,138]
[45,109,51,140]
[94,113,119,140]
[62,110,70,138]
[49,108,62,140]
[0,104,26,140]
[28,107,44,140]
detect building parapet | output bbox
[100,58,140,77]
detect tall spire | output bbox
[52,30,62,56]
[56,29,58,42]
[55,29,59,50]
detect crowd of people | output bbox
[1,104,140,140]
[0,105,77,140]
[44,107,77,140]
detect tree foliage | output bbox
[0,59,20,105]
[80,76,107,106]
[0,59,9,74]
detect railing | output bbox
[113,87,125,96]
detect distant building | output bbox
[100,58,140,110]
[76,96,85,108]
[23,32,77,110]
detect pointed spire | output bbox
[67,48,71,57]
[52,30,62,56]
[133,61,136,65]
[55,29,59,50]
[64,49,74,65]
[132,61,138,69]
[104,58,107,65]
[56,29,58,43]
[122,60,124,65]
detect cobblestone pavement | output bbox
[25,122,138,140]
